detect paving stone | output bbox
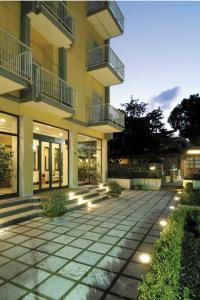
[38,231,59,240]
[76,224,94,231]
[35,275,74,299]
[39,224,57,231]
[100,222,115,229]
[13,267,50,289]
[123,261,150,279]
[0,283,27,300]
[11,226,31,233]
[21,238,46,249]
[55,245,82,259]
[108,246,133,260]
[0,255,10,266]
[138,242,154,253]
[1,245,29,258]
[118,238,140,250]
[36,255,68,272]
[25,221,44,228]
[69,238,93,249]
[37,241,63,254]
[91,226,109,234]
[7,235,30,245]
[75,250,103,266]
[63,283,103,300]
[104,294,122,300]
[82,268,116,290]
[17,250,48,265]
[111,275,140,299]
[0,241,13,251]
[0,231,16,240]
[54,235,76,245]
[126,232,145,241]
[88,242,113,254]
[97,255,126,273]
[0,260,28,279]
[107,229,126,238]
[24,229,45,237]
[59,261,91,280]
[82,232,102,241]
[67,229,86,237]
[99,235,120,245]
[144,235,158,244]
[22,293,45,300]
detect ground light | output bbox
[160,219,167,227]
[99,183,103,188]
[78,197,84,205]
[87,201,92,207]
[106,187,109,192]
[69,192,74,200]
[139,254,151,264]
[169,205,175,210]
[174,196,180,201]
[178,191,182,194]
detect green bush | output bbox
[41,190,69,218]
[184,182,193,192]
[184,172,200,180]
[138,207,187,300]
[108,181,123,195]
[181,190,200,206]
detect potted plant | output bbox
[41,190,69,218]
[0,144,13,188]
[108,181,123,197]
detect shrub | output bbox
[138,207,187,300]
[181,190,200,206]
[41,190,69,218]
[184,182,193,192]
[108,181,123,196]
[184,172,200,180]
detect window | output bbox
[186,156,200,169]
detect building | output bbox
[0,1,125,199]
[181,147,200,177]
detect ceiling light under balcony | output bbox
[0,118,5,123]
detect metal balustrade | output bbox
[87,45,124,80]
[87,103,125,128]
[35,66,75,109]
[0,27,32,82]
[39,1,75,37]
[87,1,124,31]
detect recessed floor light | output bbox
[139,254,151,264]
[160,220,167,227]
[174,196,180,201]
[169,206,175,210]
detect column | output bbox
[102,139,108,184]
[69,130,78,187]
[19,115,33,196]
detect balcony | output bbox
[22,65,76,118]
[87,45,124,86]
[87,1,124,39]
[87,103,125,133]
[28,1,75,48]
[0,27,32,95]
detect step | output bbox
[0,197,41,209]
[67,194,108,212]
[68,191,99,203]
[0,209,42,228]
[0,202,41,218]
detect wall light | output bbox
[0,118,5,123]
[59,132,63,137]
[139,254,151,264]
[160,219,167,227]
[35,127,40,131]
[187,149,200,155]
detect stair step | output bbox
[0,209,42,228]
[67,194,108,212]
[0,202,41,218]
[0,197,40,209]
[69,191,99,202]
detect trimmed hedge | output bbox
[184,172,200,180]
[181,190,200,206]
[138,207,200,300]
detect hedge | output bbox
[138,207,186,300]
[184,172,200,180]
[138,206,200,300]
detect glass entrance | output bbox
[33,122,68,192]
[78,134,102,185]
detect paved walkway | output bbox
[0,190,174,300]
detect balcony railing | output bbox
[35,66,75,109]
[88,103,125,128]
[37,1,75,37]
[0,27,32,82]
[87,1,124,32]
[87,45,124,80]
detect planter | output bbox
[132,178,162,190]
[109,192,121,198]
[107,178,131,189]
[183,179,200,190]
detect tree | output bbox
[146,107,166,134]
[168,94,200,143]
[121,95,147,118]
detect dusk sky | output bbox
[110,1,200,125]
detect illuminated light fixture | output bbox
[35,127,40,131]
[160,219,167,227]
[169,205,175,210]
[149,166,156,171]
[178,191,182,194]
[33,145,37,151]
[174,196,180,201]
[0,118,5,123]
[139,254,151,264]
[69,192,74,199]
[187,149,200,155]
[85,159,89,163]
[78,197,84,205]
[99,183,103,188]
[106,187,109,193]
[59,132,63,137]
[87,201,92,207]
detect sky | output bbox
[110,1,200,126]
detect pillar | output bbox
[69,130,78,187]
[102,139,108,183]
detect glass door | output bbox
[41,141,50,190]
[52,143,61,188]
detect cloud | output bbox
[150,86,181,110]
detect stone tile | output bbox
[1,245,29,258]
[11,226,31,233]
[25,221,44,228]
[86,220,102,226]
[108,246,133,260]
[114,224,132,231]
[149,229,161,237]
[125,232,145,241]
[22,293,45,300]
[99,235,120,245]
[97,256,126,273]
[51,226,70,234]
[76,224,94,231]
[67,229,86,237]
[24,229,45,237]
[13,267,50,289]
[91,226,109,234]
[39,224,56,231]
[111,275,139,299]
[120,220,135,226]
[118,239,140,250]
[131,227,149,234]
[82,268,116,290]
[138,242,154,253]
[37,231,59,240]
[69,238,93,249]
[59,261,91,280]
[0,260,28,279]
[131,251,152,265]
[0,283,27,300]
[36,255,68,272]
[0,255,10,266]
[21,238,46,249]
[17,250,48,265]
[123,261,150,279]
[63,283,103,300]
[100,222,115,229]
[107,229,126,238]
[104,294,122,300]
[88,242,112,254]
[75,250,103,266]
[54,235,76,245]
[82,232,102,241]
[37,241,63,254]
[0,241,13,251]
[55,245,82,259]
[144,235,158,244]
[35,275,74,299]
[0,231,16,240]
[7,235,30,244]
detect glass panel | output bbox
[33,122,68,140]
[33,139,40,191]
[52,143,60,188]
[41,141,50,189]
[0,113,17,134]
[0,134,17,195]
[61,143,68,186]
